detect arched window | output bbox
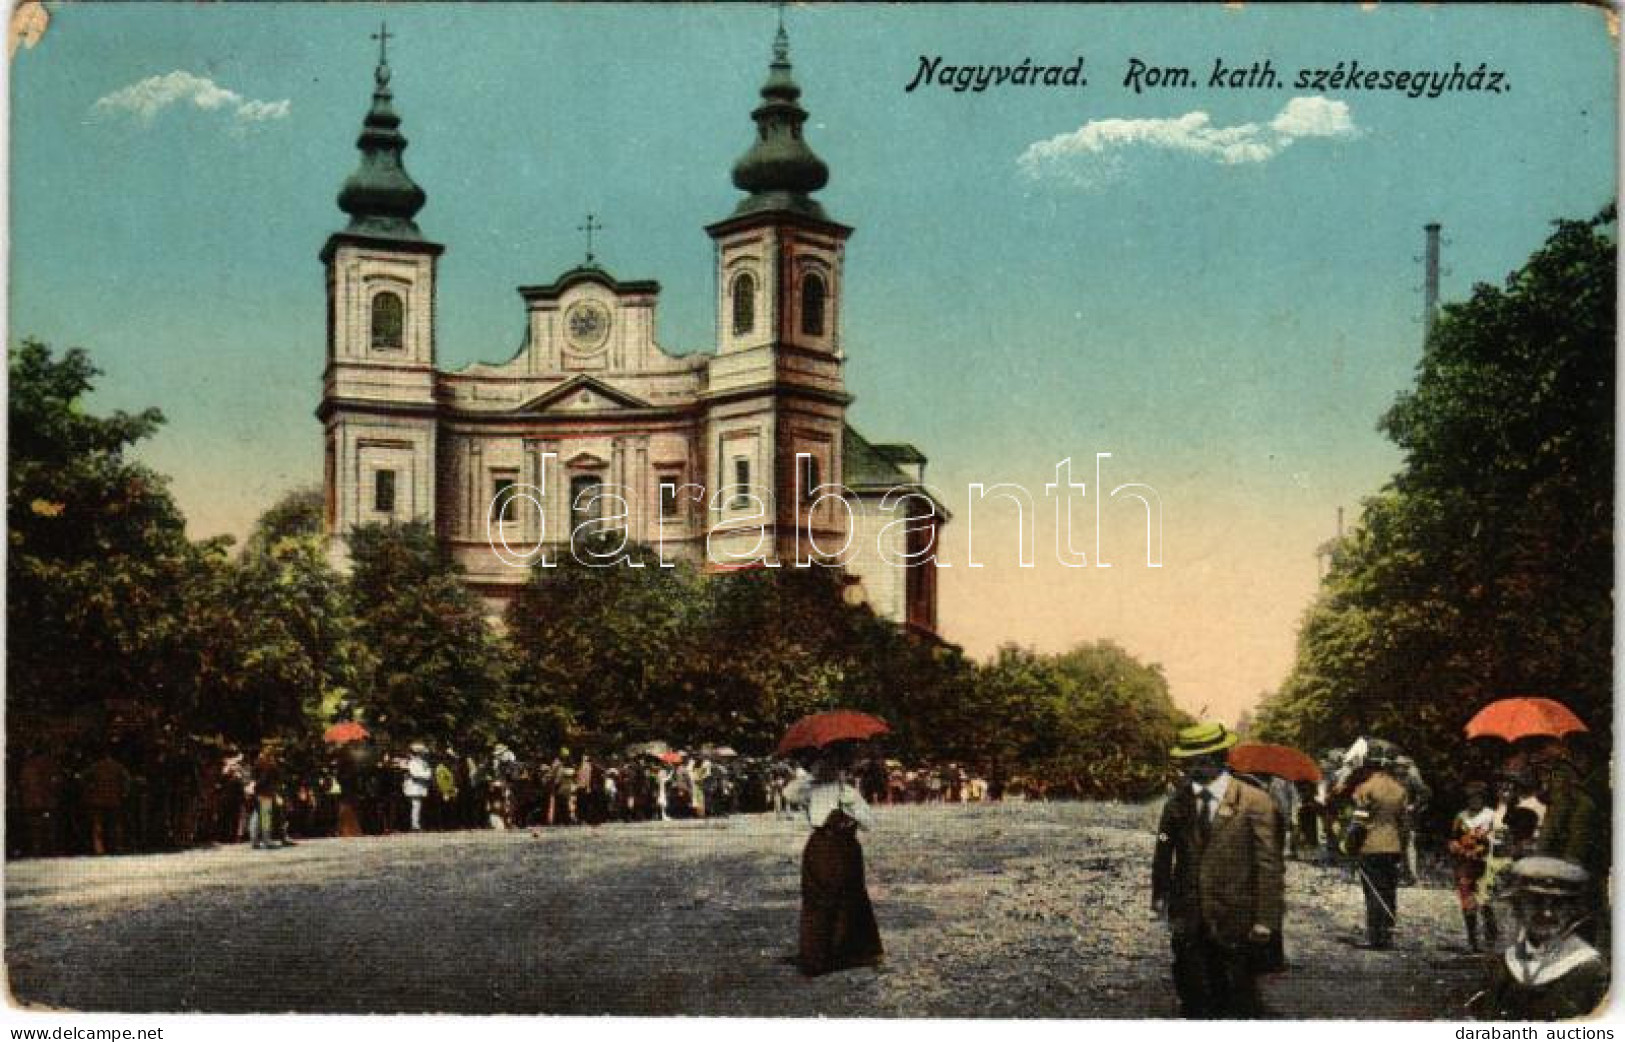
[371,291,404,350]
[801,272,827,338]
[731,272,755,337]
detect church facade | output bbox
[318,28,945,632]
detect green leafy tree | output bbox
[973,641,1186,798]
[201,526,359,748]
[245,485,324,554]
[1257,208,1615,805]
[8,340,222,751]
[346,521,510,752]
[505,538,705,754]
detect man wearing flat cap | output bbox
[1151,722,1285,1018]
[1476,856,1608,1020]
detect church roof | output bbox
[845,426,950,519]
[518,262,661,302]
[727,24,832,222]
[843,426,912,489]
[335,30,429,243]
[874,442,926,467]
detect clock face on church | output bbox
[564,300,612,353]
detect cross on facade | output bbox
[372,21,393,66]
[578,213,604,263]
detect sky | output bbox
[8,3,1616,723]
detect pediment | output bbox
[564,451,610,470]
[517,375,651,414]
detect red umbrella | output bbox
[1465,697,1588,742]
[775,710,890,758]
[1228,743,1322,783]
[323,720,370,745]
[658,751,684,765]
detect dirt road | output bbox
[5,802,1486,1016]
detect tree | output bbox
[1257,208,1615,805]
[505,538,706,754]
[501,547,986,762]
[8,340,222,750]
[974,641,1186,798]
[245,485,324,554]
[346,522,511,753]
[200,521,359,749]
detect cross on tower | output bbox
[372,21,393,66]
[578,213,605,264]
[773,0,789,58]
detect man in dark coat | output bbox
[82,750,132,856]
[1530,742,1604,878]
[1152,721,1284,1019]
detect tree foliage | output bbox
[346,521,510,750]
[502,548,1179,794]
[201,528,359,747]
[1256,208,1615,800]
[975,642,1188,797]
[12,339,1187,800]
[8,340,221,749]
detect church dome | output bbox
[337,55,427,240]
[729,27,830,220]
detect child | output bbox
[1449,782,1495,951]
[1475,857,1607,1020]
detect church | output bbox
[318,25,946,633]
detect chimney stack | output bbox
[1424,222,1441,339]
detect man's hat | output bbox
[1171,722,1240,759]
[1500,856,1590,900]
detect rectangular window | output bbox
[490,475,516,525]
[571,474,603,536]
[799,455,820,500]
[374,469,397,514]
[324,441,337,529]
[659,472,683,520]
[732,458,751,509]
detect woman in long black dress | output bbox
[797,753,883,976]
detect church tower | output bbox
[318,27,442,551]
[704,23,852,564]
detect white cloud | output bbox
[1269,96,1356,139]
[1018,96,1358,189]
[93,71,290,126]
[233,98,291,123]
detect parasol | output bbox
[775,710,890,758]
[658,751,684,765]
[1228,743,1322,783]
[323,720,369,745]
[1465,697,1588,742]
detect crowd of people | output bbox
[10,713,1611,1020]
[8,740,789,855]
[1150,720,1608,1021]
[5,735,1012,858]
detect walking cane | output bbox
[1354,862,1396,923]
